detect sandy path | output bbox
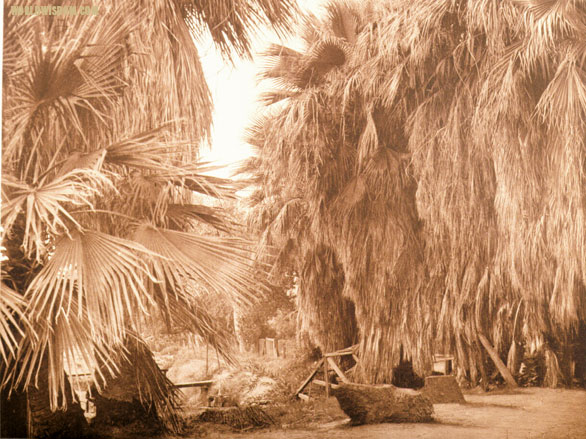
[201,388,586,439]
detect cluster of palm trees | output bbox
[3,0,586,435]
[246,0,586,386]
[1,0,297,435]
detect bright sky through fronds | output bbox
[199,0,325,178]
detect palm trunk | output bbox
[27,362,88,439]
[1,386,29,438]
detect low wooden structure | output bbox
[295,345,435,425]
[258,338,294,358]
[295,344,358,400]
[172,379,213,406]
[432,354,454,375]
[174,379,213,389]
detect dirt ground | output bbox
[196,388,586,439]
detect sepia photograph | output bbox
[1,0,585,438]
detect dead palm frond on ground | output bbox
[247,0,586,386]
[1,0,298,429]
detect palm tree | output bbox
[247,0,586,386]
[1,0,297,436]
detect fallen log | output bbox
[332,383,433,425]
[196,406,274,430]
[478,333,518,388]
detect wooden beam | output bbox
[313,379,340,389]
[478,333,517,388]
[325,350,352,357]
[344,365,356,375]
[327,357,349,383]
[174,380,213,388]
[295,358,324,396]
[325,344,359,357]
[297,393,310,401]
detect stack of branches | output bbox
[246,0,586,386]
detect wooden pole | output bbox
[324,357,330,398]
[478,333,517,387]
[327,357,349,383]
[205,343,209,376]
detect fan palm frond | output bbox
[3,5,133,172]
[103,125,191,171]
[166,203,234,232]
[4,307,120,410]
[0,284,30,363]
[154,294,236,363]
[1,169,113,260]
[25,231,157,343]
[183,0,299,60]
[537,50,586,128]
[133,224,260,310]
[157,166,243,200]
[326,0,359,44]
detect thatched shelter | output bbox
[245,0,586,386]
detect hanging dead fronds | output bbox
[248,0,586,385]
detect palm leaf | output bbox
[3,230,162,406]
[261,39,348,88]
[153,165,243,200]
[152,294,237,363]
[0,284,30,364]
[133,224,260,310]
[183,0,299,60]
[1,169,113,260]
[537,51,586,128]
[4,307,120,410]
[55,125,191,176]
[3,5,134,172]
[326,0,359,44]
[25,231,157,343]
[104,125,192,171]
[166,203,234,232]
